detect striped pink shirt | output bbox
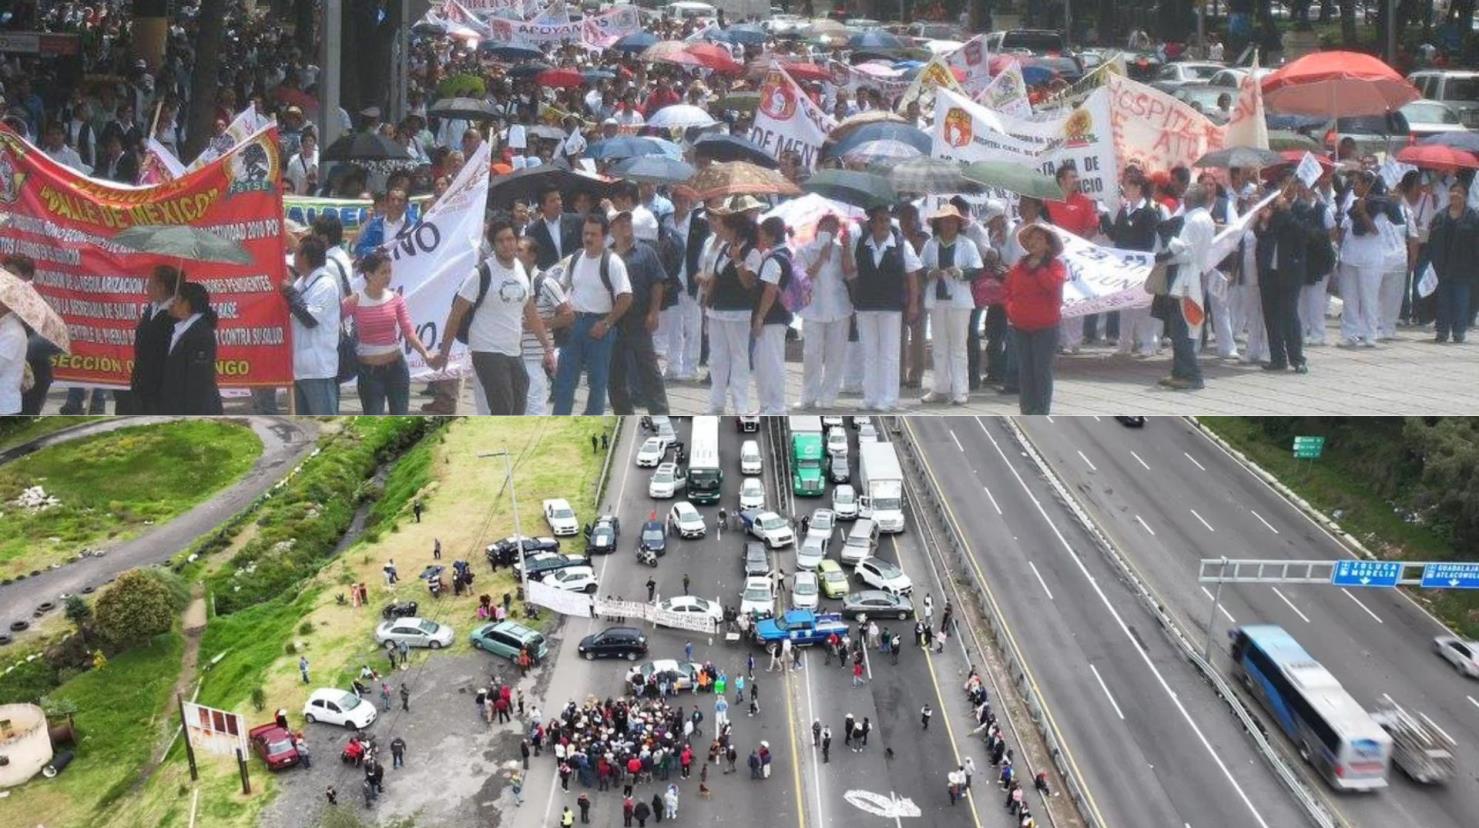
[343,292,416,357]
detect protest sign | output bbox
[945,34,992,94]
[190,104,275,172]
[0,123,293,387]
[138,137,186,185]
[975,61,1032,119]
[750,63,834,171]
[898,55,965,115]
[649,606,717,634]
[282,194,431,240]
[594,598,648,622]
[1054,226,1156,318]
[1105,74,1227,177]
[528,579,593,617]
[1295,152,1324,188]
[182,703,247,759]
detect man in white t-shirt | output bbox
[430,218,555,414]
[551,212,634,415]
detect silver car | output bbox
[374,617,454,649]
[796,533,828,571]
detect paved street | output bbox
[1017,416,1479,828]
[906,417,1310,828]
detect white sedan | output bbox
[542,498,579,536]
[374,617,455,649]
[739,476,766,511]
[544,565,599,594]
[654,595,725,628]
[635,437,667,468]
[740,439,762,475]
[1435,635,1479,677]
[791,571,820,610]
[303,688,378,729]
[855,557,913,595]
[739,576,775,616]
[649,462,683,499]
[667,501,706,539]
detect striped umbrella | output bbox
[842,139,924,166]
[683,161,801,200]
[882,157,979,196]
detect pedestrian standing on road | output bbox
[623,795,635,826]
[682,573,691,594]
[390,736,406,768]
[734,673,745,703]
[852,659,866,687]
[511,772,525,806]
[397,639,410,668]
[647,578,657,602]
[921,704,933,730]
[561,805,575,828]
[822,726,832,763]
[325,785,337,805]
[963,756,976,788]
[716,695,729,728]
[935,626,949,653]
[380,681,392,711]
[748,692,759,717]
[577,793,591,823]
[941,600,953,632]
[746,652,755,678]
[385,641,397,672]
[520,739,531,769]
[634,799,651,827]
[947,769,962,805]
[768,642,781,671]
[924,594,933,624]
[891,634,902,664]
[867,620,880,649]
[1008,780,1023,814]
[413,500,423,522]
[685,640,694,662]
[780,638,793,671]
[295,736,311,768]
[652,791,665,823]
[399,683,410,712]
[914,621,925,647]
[726,743,738,774]
[299,655,310,683]
[862,717,872,747]
[559,761,573,791]
[664,783,680,819]
[748,750,762,779]
[844,713,855,748]
[812,720,821,747]
[1000,755,1015,788]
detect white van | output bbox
[840,519,879,566]
[740,440,762,475]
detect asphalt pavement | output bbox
[905,417,1311,828]
[0,416,318,638]
[1017,415,1479,828]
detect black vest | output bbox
[710,243,759,311]
[760,248,793,326]
[932,240,957,301]
[683,214,710,297]
[853,231,907,311]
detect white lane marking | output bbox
[1077,450,1098,472]
[1250,510,1279,534]
[1135,514,1156,536]
[950,429,964,452]
[1271,587,1311,624]
[802,649,827,827]
[1092,416,1102,422]
[983,486,1003,516]
[1184,452,1207,471]
[1468,695,1479,711]
[1045,416,1055,423]
[974,418,1272,828]
[1201,587,1237,623]
[1129,450,1151,471]
[1341,588,1384,624]
[1028,561,1055,600]
[1419,712,1455,745]
[1089,664,1126,720]
[1190,509,1215,533]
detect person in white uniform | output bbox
[658,189,708,381]
[1301,173,1340,344]
[795,214,853,410]
[918,205,983,405]
[1336,171,1391,348]
[843,205,922,412]
[698,197,764,414]
[753,216,795,415]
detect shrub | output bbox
[298,621,315,636]
[64,594,91,626]
[94,570,177,648]
[250,686,267,712]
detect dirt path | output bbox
[128,589,209,795]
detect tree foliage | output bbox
[65,594,91,626]
[93,569,177,648]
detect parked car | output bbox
[542,498,579,536]
[543,565,598,594]
[649,462,684,499]
[743,509,794,548]
[469,620,549,662]
[1435,635,1479,677]
[249,722,302,769]
[585,514,620,554]
[817,559,849,599]
[740,439,762,474]
[740,575,776,615]
[791,571,820,610]
[841,589,914,620]
[855,557,913,595]
[627,659,702,691]
[654,595,725,627]
[1407,70,1479,128]
[667,501,706,539]
[1172,84,1232,123]
[639,519,668,556]
[1149,61,1225,92]
[739,476,766,511]
[1327,111,1413,159]
[516,551,589,580]
[486,535,560,561]
[302,688,377,729]
[578,626,648,661]
[1208,66,1273,89]
[1399,99,1470,141]
[795,533,828,571]
[743,541,772,578]
[832,484,859,520]
[374,617,454,649]
[984,29,1064,55]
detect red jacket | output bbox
[1046,191,1100,239]
[644,87,681,118]
[1004,257,1068,331]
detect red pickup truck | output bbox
[248,723,301,770]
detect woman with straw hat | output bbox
[1003,224,1068,415]
[698,195,765,414]
[919,204,984,406]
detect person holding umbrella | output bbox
[1426,181,1479,344]
[159,282,224,414]
[919,205,983,406]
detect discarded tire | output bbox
[9,620,30,632]
[0,634,13,646]
[81,586,95,594]
[36,601,56,613]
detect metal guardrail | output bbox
[1000,418,1340,828]
[592,417,621,511]
[892,418,1096,828]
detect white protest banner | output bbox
[649,606,717,634]
[484,13,582,45]
[1223,57,1270,150]
[1417,262,1438,298]
[528,579,593,617]
[459,0,524,19]
[1207,189,1279,266]
[137,137,186,185]
[182,702,248,759]
[1106,74,1227,178]
[945,34,991,94]
[1295,152,1324,188]
[832,61,909,100]
[932,86,1121,212]
[975,61,1032,119]
[531,0,569,24]
[750,62,835,171]
[594,598,648,621]
[190,103,274,171]
[581,5,642,49]
[378,140,492,380]
[1053,226,1156,318]
[897,54,964,114]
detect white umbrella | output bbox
[760,192,867,247]
[647,104,718,130]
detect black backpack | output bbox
[455,260,494,345]
[1304,202,1336,283]
[550,251,614,346]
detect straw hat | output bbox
[711,194,766,216]
[927,204,966,227]
[1015,222,1064,258]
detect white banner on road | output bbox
[594,598,648,621]
[528,579,593,617]
[1054,226,1156,318]
[750,63,834,171]
[649,607,717,634]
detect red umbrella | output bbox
[1395,143,1479,171]
[778,62,832,83]
[1276,149,1335,170]
[1261,51,1419,117]
[535,67,585,89]
[685,43,744,74]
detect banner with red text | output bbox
[0,124,293,387]
[945,34,992,95]
[749,63,835,171]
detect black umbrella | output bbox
[428,97,499,121]
[320,131,412,163]
[691,133,779,168]
[509,61,553,78]
[488,166,617,209]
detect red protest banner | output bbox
[0,124,293,387]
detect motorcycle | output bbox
[381,601,419,620]
[637,547,659,568]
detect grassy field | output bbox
[0,420,263,580]
[0,416,106,453]
[1200,417,1477,638]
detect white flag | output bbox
[975,61,1032,119]
[1295,152,1324,189]
[897,55,964,114]
[749,62,835,171]
[190,103,273,171]
[1417,263,1438,298]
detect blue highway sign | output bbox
[1420,563,1479,590]
[1330,560,1402,588]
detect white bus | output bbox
[687,416,722,505]
[1229,625,1392,790]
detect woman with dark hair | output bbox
[699,196,763,414]
[124,264,183,414]
[1427,181,1479,344]
[1003,224,1068,415]
[159,282,223,414]
[753,215,793,414]
[342,249,433,414]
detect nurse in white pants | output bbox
[843,206,922,412]
[795,215,853,409]
[752,217,793,415]
[919,205,984,405]
[1375,190,1415,340]
[698,199,763,414]
[661,189,707,380]
[1335,173,1390,347]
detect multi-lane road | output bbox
[1016,415,1479,828]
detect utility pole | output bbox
[480,451,528,599]
[392,0,411,125]
[319,0,344,150]
[1386,0,1397,65]
[1202,557,1229,662]
[1197,0,1207,59]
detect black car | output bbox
[578,626,649,661]
[1114,417,1146,428]
[485,535,560,566]
[585,515,620,555]
[743,542,771,578]
[638,520,667,556]
[520,553,590,581]
[829,454,850,484]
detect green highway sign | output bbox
[1293,436,1325,459]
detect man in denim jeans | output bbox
[552,212,633,415]
[281,235,343,413]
